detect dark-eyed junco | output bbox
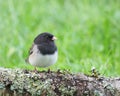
[26,32,58,69]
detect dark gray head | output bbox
[34,32,57,55]
[34,32,57,44]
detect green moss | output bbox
[0,83,5,89]
[1,68,120,96]
[59,85,76,96]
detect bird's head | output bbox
[34,32,57,44]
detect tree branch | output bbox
[0,67,120,96]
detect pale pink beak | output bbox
[52,36,57,40]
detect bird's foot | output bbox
[47,68,51,73]
[33,67,38,73]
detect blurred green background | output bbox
[0,0,120,76]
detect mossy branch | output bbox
[0,67,120,96]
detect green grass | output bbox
[0,0,120,76]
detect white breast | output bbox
[28,45,58,67]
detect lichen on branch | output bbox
[0,68,120,96]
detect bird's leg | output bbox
[34,67,38,73]
[57,69,61,73]
[47,68,51,73]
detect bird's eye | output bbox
[46,36,49,38]
[44,35,50,39]
[44,35,53,39]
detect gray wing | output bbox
[29,44,35,55]
[25,44,35,63]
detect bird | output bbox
[26,32,58,70]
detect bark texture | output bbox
[0,67,120,96]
